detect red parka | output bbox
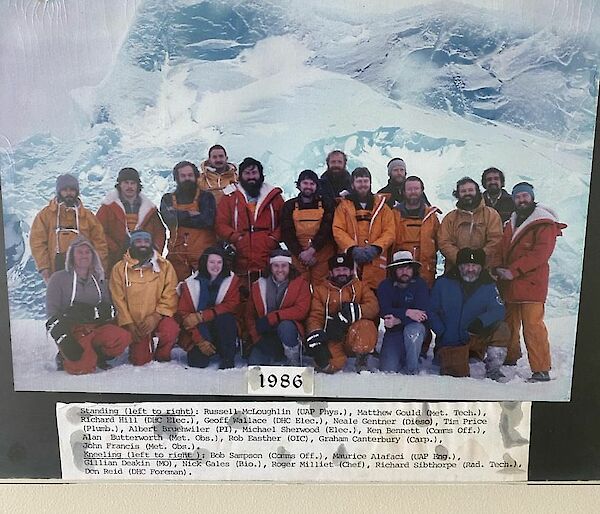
[245,275,311,346]
[500,205,566,303]
[216,183,284,275]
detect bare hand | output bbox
[299,247,316,266]
[406,309,428,323]
[383,314,401,329]
[187,210,200,216]
[40,269,50,284]
[139,313,162,335]
[496,267,514,280]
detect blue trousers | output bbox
[248,320,299,366]
[187,313,237,368]
[379,322,426,373]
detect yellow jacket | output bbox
[30,198,108,274]
[438,199,503,269]
[198,161,238,204]
[332,193,396,289]
[109,250,178,326]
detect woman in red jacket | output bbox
[177,247,240,369]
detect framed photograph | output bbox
[1,4,600,487]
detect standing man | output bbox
[245,249,310,366]
[428,248,510,381]
[281,169,336,285]
[377,251,429,374]
[496,182,566,382]
[30,173,108,282]
[160,161,217,281]
[97,167,166,271]
[393,176,441,287]
[333,167,396,290]
[110,230,180,365]
[46,236,131,374]
[305,254,379,373]
[438,177,503,271]
[319,150,352,200]
[216,157,284,280]
[378,157,407,207]
[199,144,238,204]
[481,167,515,223]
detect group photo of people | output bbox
[2,0,594,401]
[28,144,566,386]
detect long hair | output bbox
[197,247,231,280]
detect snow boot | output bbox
[484,346,507,382]
[283,343,301,367]
[219,358,235,370]
[355,353,369,373]
[527,371,550,383]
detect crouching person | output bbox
[305,254,379,373]
[428,248,509,381]
[177,247,240,369]
[246,249,310,366]
[377,251,429,374]
[110,230,180,365]
[46,236,131,374]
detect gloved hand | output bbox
[46,316,84,361]
[95,302,116,322]
[338,302,362,324]
[325,316,349,342]
[363,245,380,261]
[467,318,484,335]
[183,312,203,330]
[351,246,370,264]
[305,330,331,368]
[255,316,273,335]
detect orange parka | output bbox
[199,161,238,204]
[306,276,379,333]
[332,193,396,289]
[109,250,178,327]
[394,204,441,287]
[30,197,108,275]
[438,199,503,270]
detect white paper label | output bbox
[57,401,530,482]
[247,366,314,396]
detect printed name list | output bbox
[57,401,530,482]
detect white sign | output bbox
[57,401,530,482]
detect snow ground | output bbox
[11,315,576,401]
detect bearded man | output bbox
[160,161,217,281]
[438,176,503,271]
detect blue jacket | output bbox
[428,270,504,347]
[377,276,429,330]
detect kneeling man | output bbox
[305,254,379,373]
[246,249,310,366]
[377,251,429,374]
[46,236,131,374]
[110,230,180,365]
[428,248,509,381]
